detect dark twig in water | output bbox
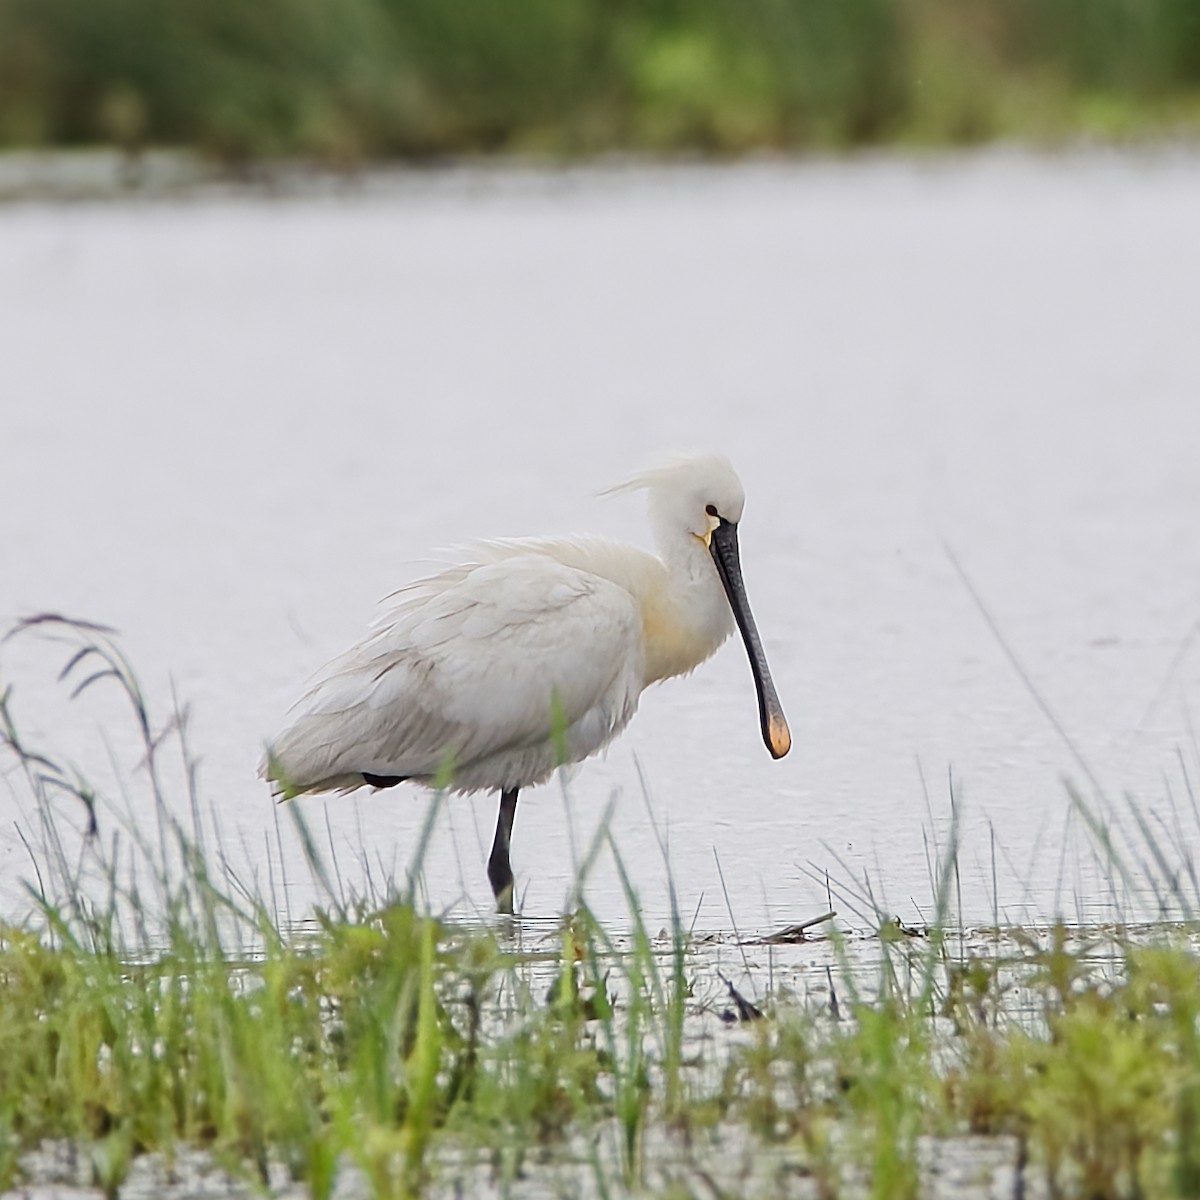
[889,916,928,939]
[825,964,841,1022]
[716,970,764,1023]
[754,910,837,944]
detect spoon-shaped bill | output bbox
[708,520,791,759]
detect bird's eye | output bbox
[705,504,719,517]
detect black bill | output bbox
[709,519,792,759]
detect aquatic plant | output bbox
[4,616,1200,1197]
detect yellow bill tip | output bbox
[767,714,792,759]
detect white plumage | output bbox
[269,550,645,794]
[263,453,790,911]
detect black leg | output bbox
[487,788,519,914]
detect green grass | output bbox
[5,617,1200,1197]
[0,0,1199,163]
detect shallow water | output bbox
[11,1122,1035,1200]
[0,920,1131,1199]
[3,149,1200,931]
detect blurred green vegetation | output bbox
[0,0,1199,162]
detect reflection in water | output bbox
[2,151,1200,929]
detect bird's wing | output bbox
[269,555,644,790]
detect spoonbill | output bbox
[263,454,790,913]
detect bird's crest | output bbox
[599,452,735,500]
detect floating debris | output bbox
[717,970,765,1023]
[826,964,841,1022]
[887,916,929,939]
[756,910,837,944]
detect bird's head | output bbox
[602,452,790,760]
[603,452,746,549]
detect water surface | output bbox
[3,150,1200,930]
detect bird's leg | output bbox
[487,788,519,915]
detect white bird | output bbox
[263,453,791,912]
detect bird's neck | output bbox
[637,538,733,685]
[577,535,733,686]
[486,535,733,688]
